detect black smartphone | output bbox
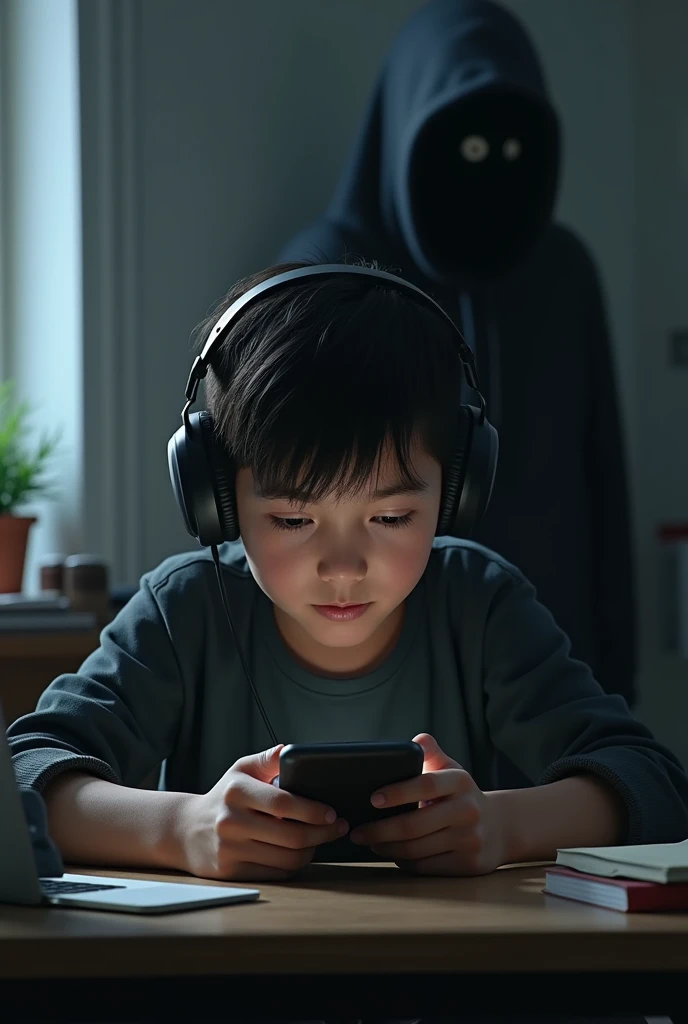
[278,740,423,862]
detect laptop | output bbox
[0,706,259,914]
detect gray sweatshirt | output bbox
[7,538,688,846]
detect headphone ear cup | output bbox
[437,405,499,537]
[168,420,201,541]
[437,407,472,536]
[197,412,240,543]
[167,411,239,546]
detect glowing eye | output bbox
[459,135,490,163]
[503,138,522,161]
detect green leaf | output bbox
[0,380,62,513]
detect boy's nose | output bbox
[317,553,367,583]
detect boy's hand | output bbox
[349,733,506,876]
[177,744,348,882]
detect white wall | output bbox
[2,0,83,591]
[78,0,423,582]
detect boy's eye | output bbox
[375,513,414,528]
[270,517,309,531]
[269,513,415,532]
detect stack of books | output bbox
[544,839,688,912]
[0,594,97,632]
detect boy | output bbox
[7,260,688,885]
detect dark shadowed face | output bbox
[235,437,442,677]
[409,90,556,277]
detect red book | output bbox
[544,866,688,913]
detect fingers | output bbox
[220,806,349,851]
[370,826,460,861]
[241,838,316,874]
[350,794,479,846]
[370,767,471,810]
[223,772,338,825]
[232,744,284,783]
[413,733,463,773]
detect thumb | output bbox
[413,733,462,773]
[236,743,284,782]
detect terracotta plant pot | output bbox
[0,515,37,593]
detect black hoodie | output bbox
[279,0,636,713]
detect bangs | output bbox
[242,415,433,509]
[205,264,462,505]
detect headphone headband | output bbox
[169,261,498,550]
[183,263,485,412]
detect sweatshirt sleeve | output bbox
[6,575,184,794]
[482,566,688,845]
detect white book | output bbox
[555,838,688,884]
[545,872,635,912]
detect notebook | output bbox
[555,838,688,884]
[544,866,688,912]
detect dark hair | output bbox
[200,260,462,506]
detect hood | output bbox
[326,0,560,284]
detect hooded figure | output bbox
[279,0,636,716]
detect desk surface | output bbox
[3,861,688,980]
[0,629,101,658]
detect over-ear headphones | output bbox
[168,264,499,546]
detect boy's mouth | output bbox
[312,603,372,622]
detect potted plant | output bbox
[0,381,60,593]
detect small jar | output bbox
[63,555,111,625]
[38,553,66,596]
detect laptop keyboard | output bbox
[40,878,127,895]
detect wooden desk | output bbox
[0,630,101,724]
[1,861,687,1021]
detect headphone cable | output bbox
[211,544,279,747]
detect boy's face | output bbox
[235,438,442,676]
